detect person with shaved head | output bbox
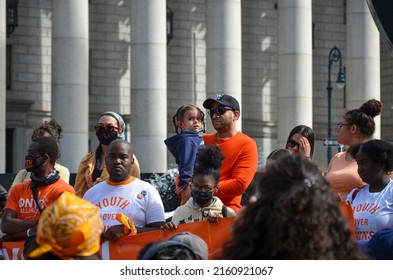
[83,139,166,242]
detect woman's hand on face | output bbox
[298,136,311,158]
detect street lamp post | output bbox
[326,46,345,164]
[6,0,19,37]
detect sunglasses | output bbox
[95,125,118,133]
[190,182,216,193]
[337,122,350,130]
[208,106,233,117]
[286,139,299,149]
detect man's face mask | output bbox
[25,155,46,173]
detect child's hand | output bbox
[161,221,177,231]
[181,185,191,202]
[175,185,182,195]
[207,215,219,224]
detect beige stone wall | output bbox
[4,0,392,172]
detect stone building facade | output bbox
[1,0,392,175]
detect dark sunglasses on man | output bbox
[208,106,233,117]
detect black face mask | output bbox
[191,190,213,207]
[96,131,118,145]
[25,155,46,173]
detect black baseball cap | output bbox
[203,93,240,111]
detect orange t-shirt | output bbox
[325,152,366,199]
[202,132,258,213]
[4,179,75,221]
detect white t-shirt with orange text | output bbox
[83,177,165,232]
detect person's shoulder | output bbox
[332,151,346,160]
[8,180,31,195]
[12,169,30,185]
[54,163,70,172]
[53,179,75,192]
[174,199,194,213]
[79,151,96,164]
[385,179,393,191]
[181,133,203,145]
[15,168,28,177]
[90,179,108,189]
[83,180,107,197]
[136,178,158,190]
[237,131,256,142]
[164,133,180,144]
[13,180,31,189]
[231,132,257,150]
[202,133,217,141]
[172,203,187,214]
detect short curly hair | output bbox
[348,139,393,173]
[32,136,59,165]
[31,119,63,144]
[222,155,367,260]
[31,119,63,159]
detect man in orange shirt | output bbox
[202,93,258,213]
[1,136,75,242]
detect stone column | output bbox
[52,0,89,172]
[0,1,5,172]
[206,0,242,129]
[346,0,380,138]
[131,0,167,173]
[277,0,313,147]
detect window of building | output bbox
[6,45,11,90]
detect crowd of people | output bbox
[0,94,392,260]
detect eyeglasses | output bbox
[95,124,119,133]
[337,123,350,130]
[286,139,299,149]
[190,182,216,193]
[208,106,233,117]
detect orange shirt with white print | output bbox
[203,131,258,213]
[4,179,76,221]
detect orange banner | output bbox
[1,217,234,260]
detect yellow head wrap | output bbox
[29,192,103,260]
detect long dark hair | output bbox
[285,125,315,158]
